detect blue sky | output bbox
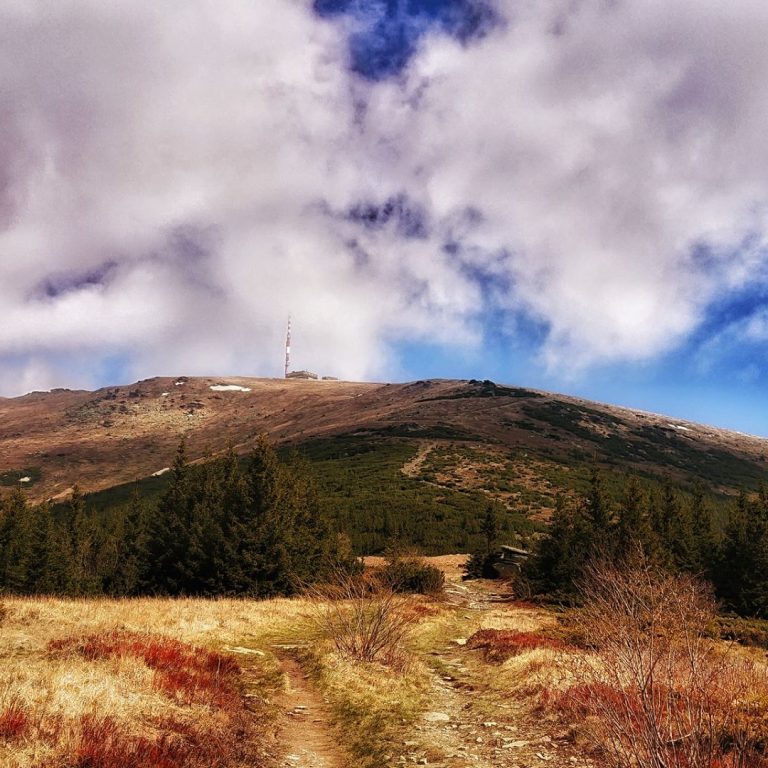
[1,0,767,437]
[316,0,768,436]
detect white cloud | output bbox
[2,0,768,394]
[359,0,768,367]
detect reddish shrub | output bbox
[544,682,691,725]
[39,637,265,768]
[0,702,29,741]
[541,682,767,768]
[466,629,567,662]
[40,713,257,768]
[68,715,193,768]
[541,682,643,728]
[48,632,241,707]
[400,602,441,621]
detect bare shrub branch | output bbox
[305,572,417,666]
[563,556,768,768]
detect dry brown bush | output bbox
[306,573,418,666]
[562,558,768,768]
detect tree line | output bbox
[2,443,768,617]
[525,470,768,618]
[0,437,356,597]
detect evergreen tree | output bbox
[238,435,284,594]
[26,503,69,594]
[105,491,150,595]
[616,477,648,560]
[146,441,195,594]
[716,490,768,617]
[584,469,613,557]
[0,488,33,592]
[525,494,592,598]
[481,503,499,555]
[66,485,103,594]
[464,503,504,580]
[689,484,715,575]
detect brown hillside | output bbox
[0,376,766,501]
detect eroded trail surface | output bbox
[276,655,344,768]
[403,578,592,768]
[401,440,437,477]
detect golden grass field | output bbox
[0,569,578,768]
[1,561,766,768]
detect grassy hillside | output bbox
[64,426,742,560]
[2,377,767,506]
[295,435,539,553]
[7,376,763,559]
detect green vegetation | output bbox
[354,423,474,439]
[297,434,538,554]
[524,469,768,619]
[419,379,544,400]
[377,553,445,595]
[716,614,768,649]
[64,471,171,516]
[520,400,766,489]
[2,411,765,617]
[51,434,539,555]
[0,438,355,597]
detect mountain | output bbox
[1,376,766,513]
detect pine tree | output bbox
[67,485,102,595]
[146,441,195,594]
[25,503,69,594]
[525,494,592,598]
[715,491,768,617]
[740,490,768,617]
[584,468,613,557]
[481,503,499,555]
[689,484,715,575]
[0,488,33,592]
[238,435,284,594]
[106,491,150,595]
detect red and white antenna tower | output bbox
[284,315,291,378]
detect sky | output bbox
[1,0,767,435]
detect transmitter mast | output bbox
[284,316,291,378]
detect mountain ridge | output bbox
[1,376,766,502]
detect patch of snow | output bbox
[152,467,170,477]
[19,476,31,483]
[174,380,185,386]
[209,384,251,392]
[667,423,692,432]
[160,392,170,397]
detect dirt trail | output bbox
[276,655,344,768]
[401,440,437,477]
[405,576,588,768]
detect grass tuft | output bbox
[0,702,29,742]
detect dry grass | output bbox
[0,591,446,768]
[364,554,469,582]
[4,569,764,768]
[0,595,311,768]
[310,649,430,768]
[466,628,569,663]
